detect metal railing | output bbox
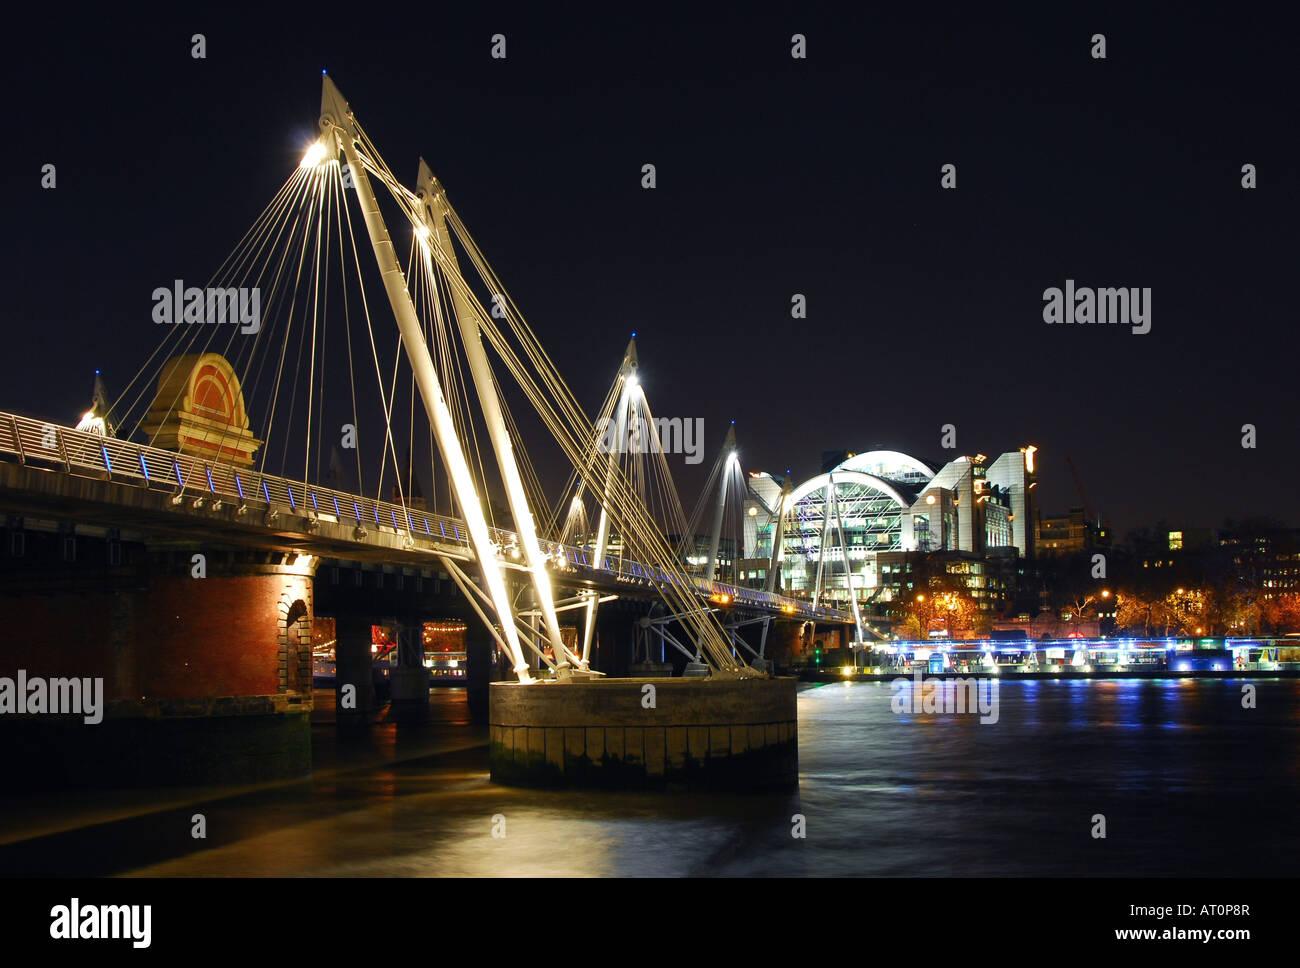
[0,410,848,622]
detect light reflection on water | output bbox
[110,678,1300,876]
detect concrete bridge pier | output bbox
[490,677,798,791]
[763,620,805,668]
[593,603,639,677]
[822,624,850,655]
[389,618,430,723]
[465,621,501,724]
[334,613,375,728]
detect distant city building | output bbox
[1217,525,1300,597]
[994,613,1102,640]
[1131,526,1221,572]
[742,447,1037,606]
[1167,527,1214,552]
[1119,522,1300,603]
[872,547,1025,615]
[1036,506,1111,555]
[671,534,739,582]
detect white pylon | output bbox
[767,479,790,596]
[811,477,834,610]
[704,423,737,583]
[319,76,533,681]
[828,473,867,643]
[580,338,638,667]
[757,478,791,658]
[415,160,580,673]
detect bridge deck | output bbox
[0,411,849,623]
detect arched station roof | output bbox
[835,450,937,482]
[784,469,916,513]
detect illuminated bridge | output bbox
[0,408,839,624]
[0,75,847,789]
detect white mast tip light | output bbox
[300,141,328,168]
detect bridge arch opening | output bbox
[280,597,310,694]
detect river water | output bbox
[4,678,1298,876]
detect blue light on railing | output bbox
[352,502,362,522]
[235,474,245,500]
[332,496,342,518]
[262,480,272,503]
[205,467,216,493]
[138,452,149,481]
[286,486,296,511]
[310,491,319,512]
[102,446,112,472]
[173,461,183,485]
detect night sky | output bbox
[4,6,1296,536]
